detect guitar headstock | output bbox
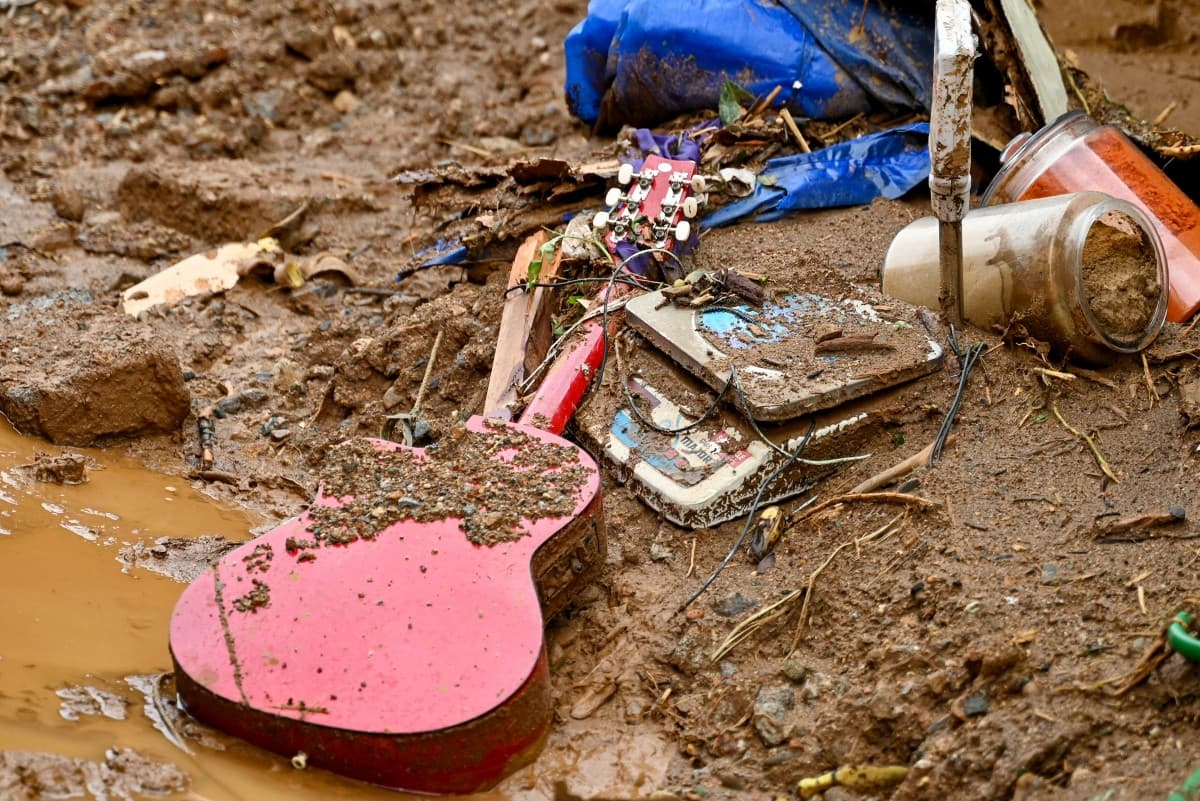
[593,154,704,270]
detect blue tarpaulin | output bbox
[565,0,933,130]
[702,123,932,228]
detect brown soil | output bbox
[308,425,592,548]
[4,1,1200,801]
[1081,218,1160,338]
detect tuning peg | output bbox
[617,163,635,186]
[674,220,692,242]
[592,210,610,230]
[690,175,707,193]
[682,197,699,219]
[605,187,623,208]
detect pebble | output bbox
[216,395,242,416]
[0,272,25,296]
[781,656,808,683]
[754,685,795,719]
[1040,563,1059,585]
[963,691,989,717]
[713,592,759,617]
[50,183,86,222]
[239,388,269,407]
[270,428,292,441]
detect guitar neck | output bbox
[517,317,607,436]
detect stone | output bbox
[713,592,760,617]
[781,656,808,683]
[50,182,86,222]
[753,685,796,746]
[0,299,189,446]
[963,692,989,717]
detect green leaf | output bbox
[757,174,778,187]
[1032,412,1048,424]
[527,242,556,286]
[718,79,754,126]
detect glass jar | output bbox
[882,192,1168,364]
[982,110,1200,323]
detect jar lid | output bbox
[981,110,1097,205]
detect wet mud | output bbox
[4,0,1200,799]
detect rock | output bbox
[963,692,989,717]
[781,656,808,683]
[666,628,711,675]
[713,592,760,617]
[306,51,358,93]
[0,299,190,446]
[215,395,243,416]
[0,271,25,296]
[1040,563,1059,585]
[50,183,86,222]
[753,685,795,747]
[333,89,362,114]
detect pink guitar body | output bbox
[170,331,607,794]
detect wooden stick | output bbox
[849,436,954,494]
[795,492,939,523]
[1052,402,1118,482]
[748,84,783,118]
[779,107,811,154]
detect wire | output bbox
[618,350,732,436]
[591,244,687,399]
[503,276,646,297]
[681,419,817,611]
[932,324,985,461]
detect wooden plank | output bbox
[483,231,549,418]
[997,0,1069,122]
[522,247,565,380]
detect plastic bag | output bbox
[701,123,931,228]
[565,0,932,130]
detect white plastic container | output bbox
[881,191,1168,364]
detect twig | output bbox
[1064,68,1092,116]
[1141,352,1157,407]
[686,538,697,579]
[1034,366,1076,383]
[1154,101,1179,126]
[794,492,938,523]
[748,84,783,118]
[789,541,853,653]
[411,331,444,417]
[819,113,865,141]
[711,587,804,662]
[1159,143,1200,159]
[848,436,953,494]
[855,512,906,550]
[779,107,811,154]
[1052,402,1118,482]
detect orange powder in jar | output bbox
[983,111,1200,323]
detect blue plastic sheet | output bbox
[701,123,931,228]
[565,0,932,130]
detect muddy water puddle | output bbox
[0,419,406,800]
